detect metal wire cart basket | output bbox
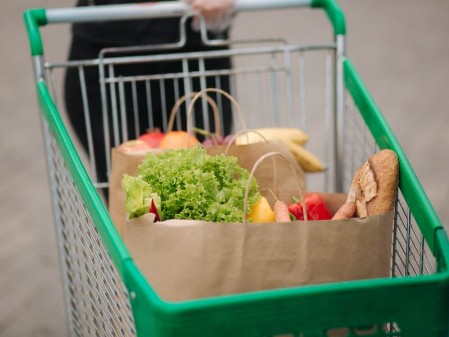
[24,1,449,336]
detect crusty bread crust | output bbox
[355,150,399,217]
[347,166,362,204]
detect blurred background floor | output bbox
[1,0,448,336]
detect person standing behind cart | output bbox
[64,0,235,188]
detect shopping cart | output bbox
[24,1,449,336]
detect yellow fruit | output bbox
[249,196,275,223]
[287,142,325,172]
[235,127,324,173]
[235,127,309,146]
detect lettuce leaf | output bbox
[122,174,161,219]
[126,146,260,222]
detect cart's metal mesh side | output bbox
[344,93,437,278]
[392,191,437,277]
[43,121,136,337]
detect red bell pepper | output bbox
[288,193,332,221]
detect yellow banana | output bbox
[287,142,325,173]
[235,127,309,146]
[234,127,324,173]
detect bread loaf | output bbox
[355,149,399,217]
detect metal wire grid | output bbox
[97,46,335,141]
[43,121,136,337]
[344,94,437,278]
[97,46,326,129]
[392,192,437,277]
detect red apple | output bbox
[139,128,165,148]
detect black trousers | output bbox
[64,36,232,186]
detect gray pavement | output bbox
[1,0,449,336]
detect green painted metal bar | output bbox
[311,0,346,35]
[23,8,47,56]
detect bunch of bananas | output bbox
[235,127,324,173]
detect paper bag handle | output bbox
[224,129,278,193]
[223,129,271,156]
[167,92,221,135]
[244,151,308,222]
[186,88,247,136]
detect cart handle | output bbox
[24,0,345,56]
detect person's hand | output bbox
[186,0,235,23]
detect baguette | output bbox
[355,149,399,217]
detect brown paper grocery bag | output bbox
[125,206,393,302]
[108,140,305,237]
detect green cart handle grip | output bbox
[23,8,47,56]
[311,0,346,35]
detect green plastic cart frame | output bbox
[24,1,449,336]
